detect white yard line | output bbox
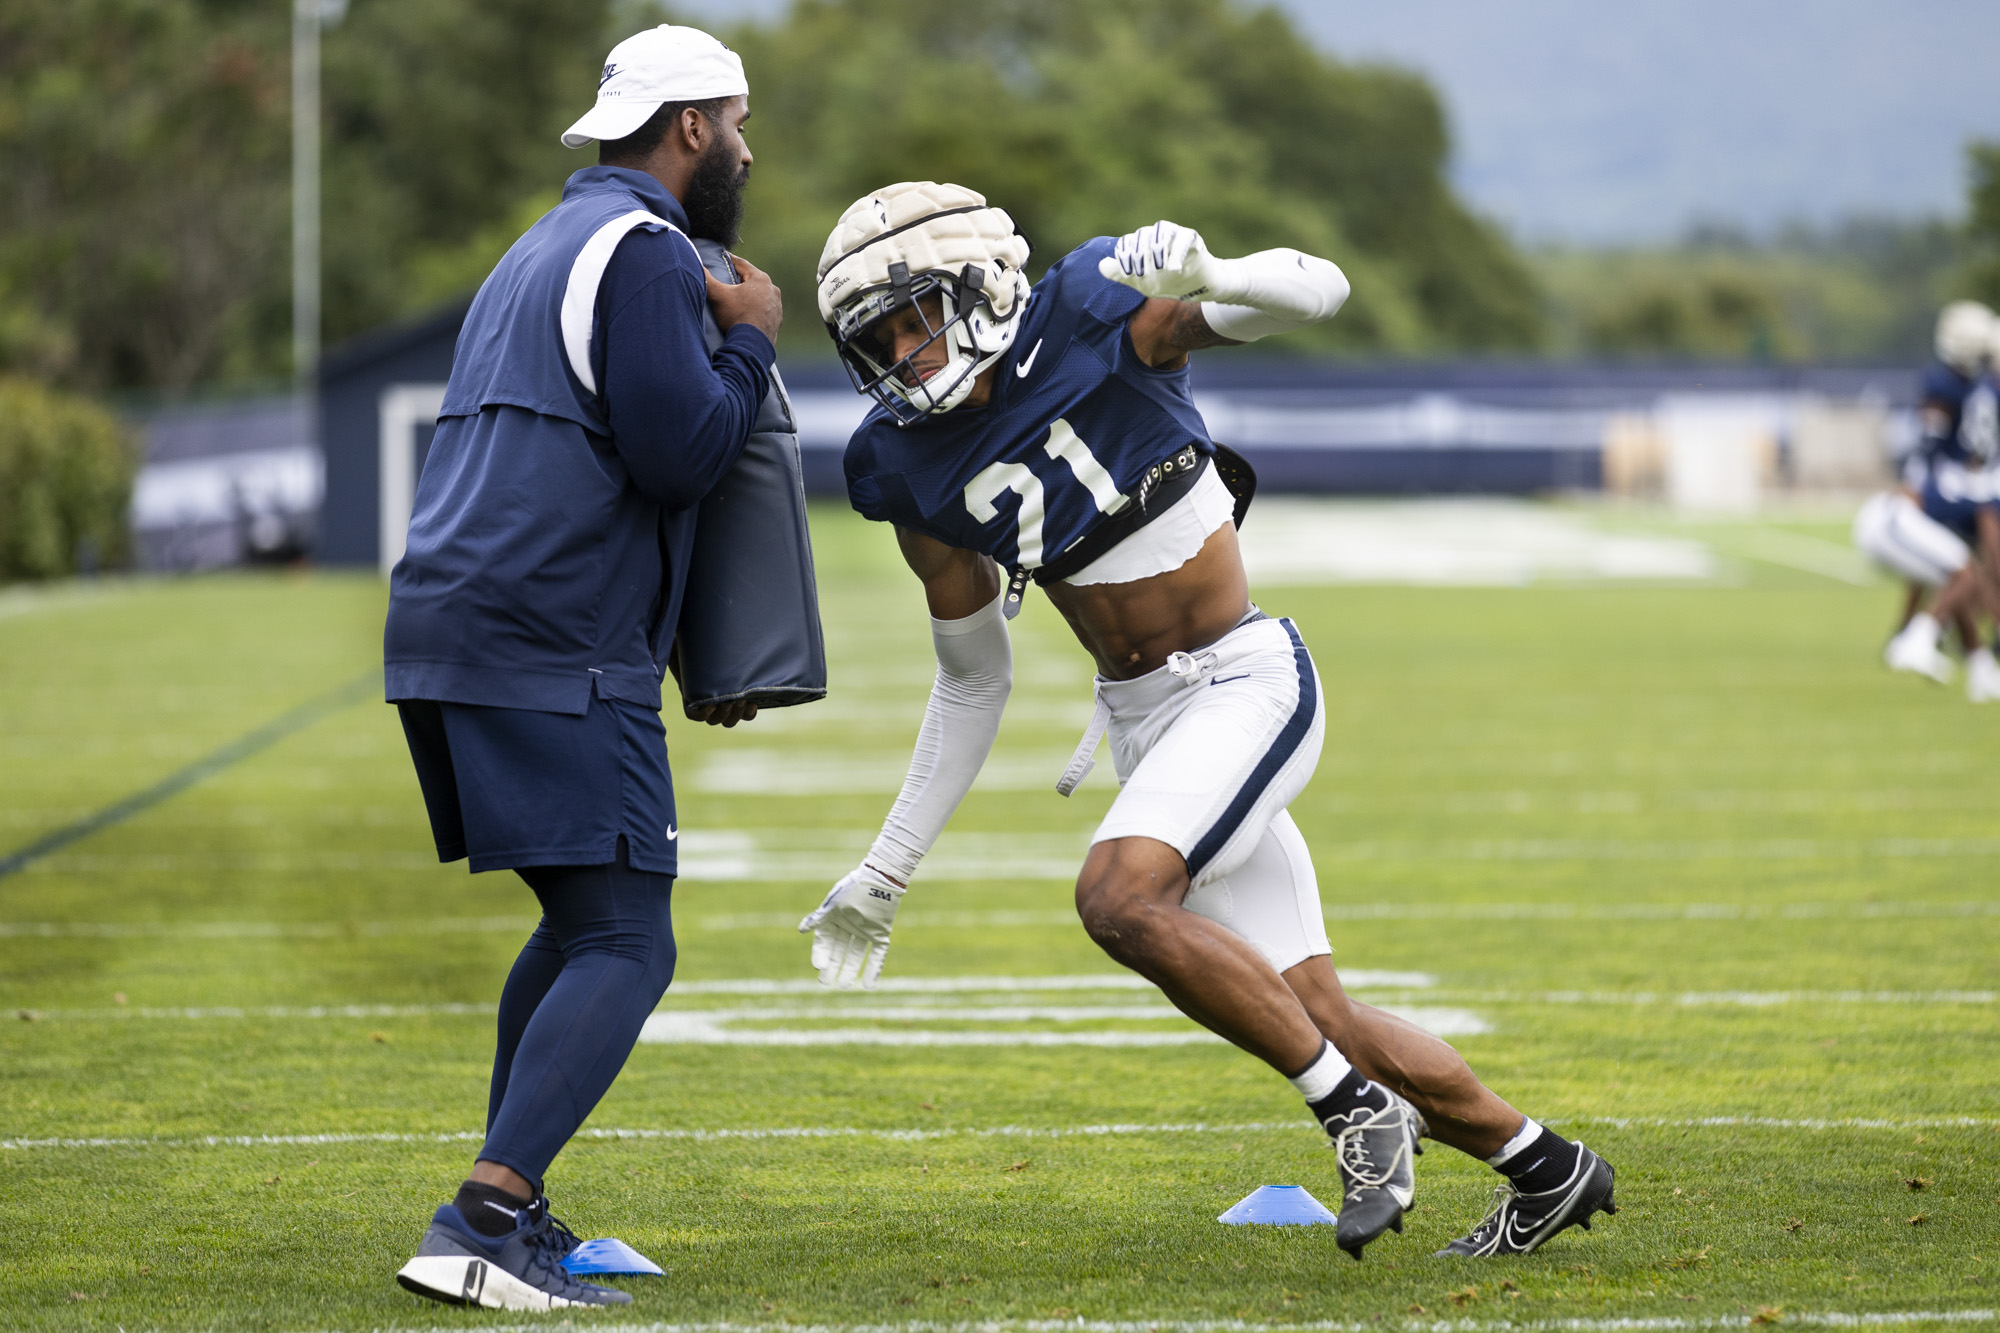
[1320,901,2000,922]
[8,899,1992,941]
[1403,989,1998,1007]
[299,1315,2000,1333]
[1318,838,2000,862]
[1724,526,1879,586]
[636,997,1488,1046]
[9,1115,1996,1154]
[662,971,1438,994]
[16,977,1991,1025]
[0,581,134,622]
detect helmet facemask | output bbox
[817,183,1033,424]
[831,260,1016,424]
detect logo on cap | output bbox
[599,61,620,88]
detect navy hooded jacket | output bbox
[383,167,775,714]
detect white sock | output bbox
[1485,1116,1543,1168]
[1286,1040,1355,1103]
[1899,612,1941,646]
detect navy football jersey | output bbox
[1919,456,1997,542]
[1906,360,1978,486]
[844,236,1213,570]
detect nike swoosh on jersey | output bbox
[665,824,678,841]
[1014,339,1043,378]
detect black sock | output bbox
[1496,1126,1581,1195]
[1306,1068,1387,1130]
[454,1180,532,1237]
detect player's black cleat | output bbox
[1322,1087,1427,1260]
[1436,1143,1617,1257]
[396,1196,631,1310]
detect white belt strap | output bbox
[1166,648,1220,682]
[1057,647,1228,796]
[1055,691,1111,797]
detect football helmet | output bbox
[1935,300,1996,377]
[817,182,1031,422]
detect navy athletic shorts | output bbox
[396,697,678,875]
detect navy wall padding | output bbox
[1234,446,1603,494]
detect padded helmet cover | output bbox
[816,182,1033,419]
[816,181,1030,324]
[1936,300,1996,377]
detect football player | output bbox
[1862,302,2000,697]
[798,183,1617,1259]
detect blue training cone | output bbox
[1218,1184,1339,1226]
[562,1237,665,1276]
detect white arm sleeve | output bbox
[1199,248,1351,343]
[864,590,1013,884]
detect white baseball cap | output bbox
[561,25,747,150]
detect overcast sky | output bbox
[669,0,2000,244]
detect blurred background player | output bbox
[798,186,1617,1260]
[1858,302,2000,696]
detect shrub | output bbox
[0,377,136,581]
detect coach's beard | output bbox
[683,142,748,248]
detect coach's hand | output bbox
[1097,221,1218,302]
[798,863,905,989]
[706,255,784,344]
[687,699,759,727]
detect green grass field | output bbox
[1,502,1996,1332]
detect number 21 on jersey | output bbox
[962,419,1125,567]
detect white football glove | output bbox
[798,864,905,989]
[1097,221,1220,301]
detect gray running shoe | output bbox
[1323,1087,1427,1259]
[396,1198,632,1310]
[1436,1143,1617,1257]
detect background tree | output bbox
[0,0,291,394]
[723,0,1543,356]
[1965,140,2000,308]
[0,0,1549,395]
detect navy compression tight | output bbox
[480,839,676,1188]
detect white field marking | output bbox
[0,580,135,622]
[1398,989,1998,1007]
[1724,525,1880,585]
[14,829,1097,885]
[269,1313,2000,1333]
[1320,900,2000,922]
[10,900,1992,942]
[695,909,1082,931]
[22,851,443,874]
[38,835,2000,876]
[1318,837,2000,862]
[694,749,1114,796]
[0,916,539,940]
[746,694,1096,730]
[9,972,1431,1020]
[11,1114,1999,1156]
[21,981,1995,1024]
[663,970,1436,994]
[637,1003,1490,1046]
[1236,498,1718,587]
[13,1003,496,1021]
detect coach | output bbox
[382,25,781,1310]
